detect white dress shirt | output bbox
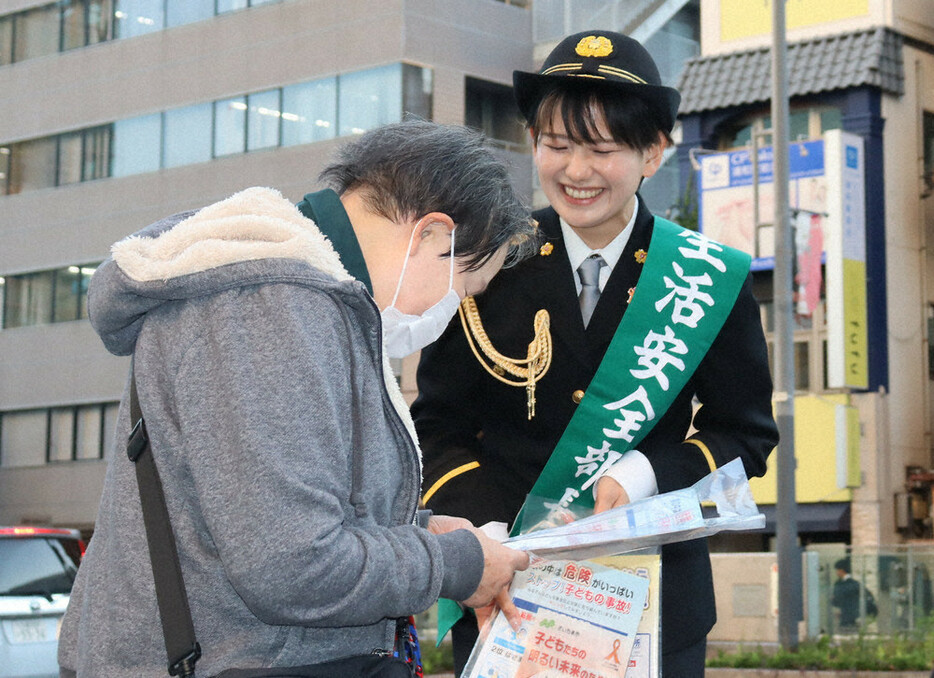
[559,198,659,503]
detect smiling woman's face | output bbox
[533,106,663,248]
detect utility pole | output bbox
[771,0,802,650]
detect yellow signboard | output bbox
[750,394,853,505]
[720,0,870,42]
[843,259,869,388]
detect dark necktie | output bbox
[578,254,605,328]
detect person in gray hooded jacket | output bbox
[58,120,535,678]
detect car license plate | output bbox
[8,618,49,643]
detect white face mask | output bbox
[380,223,461,359]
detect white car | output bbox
[0,527,84,678]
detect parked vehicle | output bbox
[0,527,84,678]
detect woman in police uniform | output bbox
[413,30,778,677]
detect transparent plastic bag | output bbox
[504,458,764,561]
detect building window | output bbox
[213,96,247,157]
[57,133,85,187]
[13,4,60,62]
[8,137,57,194]
[722,106,842,150]
[112,113,162,177]
[0,403,117,468]
[53,267,82,322]
[0,410,47,468]
[0,15,13,66]
[62,0,114,50]
[403,64,433,121]
[102,403,119,460]
[5,126,112,194]
[0,0,285,66]
[113,0,164,39]
[88,0,114,45]
[1,264,98,330]
[166,0,214,28]
[281,78,337,146]
[48,408,75,463]
[924,111,934,199]
[464,77,525,149]
[927,304,934,381]
[247,89,281,151]
[1,63,433,194]
[62,1,88,51]
[82,125,112,181]
[75,405,104,460]
[339,64,403,137]
[217,0,249,12]
[3,271,54,329]
[163,103,212,168]
[758,275,829,393]
[0,146,8,194]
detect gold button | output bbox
[493,365,506,376]
[572,389,585,404]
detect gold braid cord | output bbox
[458,296,552,420]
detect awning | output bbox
[677,27,904,115]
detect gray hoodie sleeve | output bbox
[164,282,482,626]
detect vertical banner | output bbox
[824,130,868,389]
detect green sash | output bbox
[511,217,751,534]
[437,218,751,640]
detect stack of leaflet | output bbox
[504,458,765,561]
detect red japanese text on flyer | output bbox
[464,557,651,678]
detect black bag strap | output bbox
[127,364,202,677]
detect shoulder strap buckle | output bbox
[168,642,202,677]
[127,418,149,462]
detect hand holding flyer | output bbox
[464,557,651,678]
[504,458,764,561]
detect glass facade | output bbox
[0,14,13,66]
[113,0,163,39]
[163,103,212,168]
[1,264,98,330]
[217,0,250,13]
[3,271,54,328]
[165,0,214,29]
[14,4,60,62]
[214,96,247,157]
[1,63,433,196]
[464,77,524,149]
[247,89,281,151]
[57,132,85,186]
[0,0,286,66]
[338,64,402,137]
[281,78,337,147]
[0,402,119,468]
[0,410,47,468]
[112,113,161,177]
[8,137,57,195]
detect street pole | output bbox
[771,0,802,650]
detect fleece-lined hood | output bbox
[89,187,356,356]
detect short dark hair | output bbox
[530,85,672,151]
[320,119,538,271]
[835,558,851,573]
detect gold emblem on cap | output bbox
[575,35,613,58]
[540,242,554,256]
